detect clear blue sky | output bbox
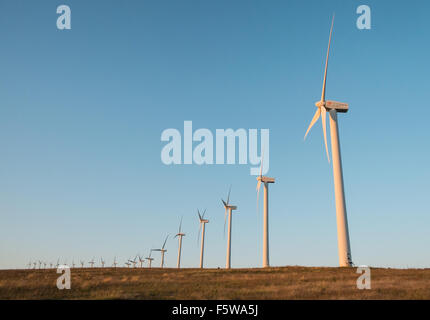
[0,0,429,269]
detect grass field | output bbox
[0,266,429,300]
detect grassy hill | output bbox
[0,266,429,299]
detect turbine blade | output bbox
[227,185,231,205]
[304,108,321,140]
[179,216,183,234]
[256,180,262,215]
[321,106,330,162]
[202,209,206,219]
[259,147,265,177]
[197,209,202,221]
[197,221,202,244]
[223,208,227,238]
[162,235,169,249]
[321,14,335,102]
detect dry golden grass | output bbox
[0,266,429,300]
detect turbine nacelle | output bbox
[257,176,275,184]
[315,100,349,113]
[225,205,237,210]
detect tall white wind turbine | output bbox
[256,148,275,268]
[197,209,209,269]
[304,14,353,267]
[222,186,237,269]
[152,235,169,268]
[175,217,185,269]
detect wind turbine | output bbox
[222,186,237,269]
[256,148,275,268]
[112,256,118,268]
[197,209,209,268]
[89,257,95,268]
[145,250,154,268]
[304,14,353,267]
[125,260,131,268]
[50,262,53,269]
[129,256,138,268]
[80,260,85,268]
[100,257,105,268]
[55,258,60,268]
[152,235,169,268]
[175,217,185,269]
[138,255,145,268]
[33,262,37,269]
[43,262,47,269]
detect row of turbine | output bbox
[26,14,353,270]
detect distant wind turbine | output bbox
[145,250,154,268]
[88,257,95,268]
[152,235,169,268]
[129,256,138,268]
[175,217,185,269]
[112,256,118,268]
[256,148,275,268]
[222,186,237,269]
[304,14,353,267]
[138,255,145,268]
[197,209,209,269]
[100,257,105,268]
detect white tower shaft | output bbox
[263,182,270,268]
[177,236,183,268]
[226,209,232,269]
[199,223,206,268]
[329,109,352,267]
[161,252,165,268]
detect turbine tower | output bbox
[152,235,169,268]
[222,186,237,269]
[175,217,185,269]
[112,256,118,268]
[304,14,353,267]
[256,148,275,268]
[88,257,95,268]
[197,209,209,269]
[100,257,105,268]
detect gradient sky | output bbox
[0,0,429,269]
